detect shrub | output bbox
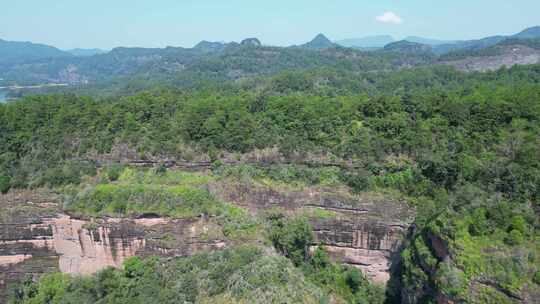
[341,169,370,193]
[434,261,467,298]
[310,246,330,269]
[533,271,540,285]
[509,215,528,235]
[106,165,124,182]
[10,247,329,304]
[345,268,363,293]
[154,163,168,176]
[42,164,82,187]
[266,213,313,266]
[0,174,11,194]
[505,229,524,246]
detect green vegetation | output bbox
[1,60,540,303]
[439,38,540,61]
[9,247,328,304]
[401,185,540,302]
[266,213,313,266]
[0,174,10,194]
[64,168,218,218]
[11,213,384,304]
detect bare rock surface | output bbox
[0,176,415,301]
[210,180,415,283]
[0,190,225,302]
[442,45,540,72]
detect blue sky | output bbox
[1,0,539,49]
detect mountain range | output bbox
[335,35,455,48]
[336,35,394,48]
[0,39,70,64]
[67,48,108,57]
[0,26,539,89]
[431,26,540,54]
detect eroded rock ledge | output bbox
[210,180,415,283]
[0,181,415,301]
[0,190,225,301]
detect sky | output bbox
[1,0,539,50]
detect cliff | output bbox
[0,174,415,301]
[209,180,415,283]
[0,190,226,302]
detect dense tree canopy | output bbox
[2,64,540,303]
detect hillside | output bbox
[440,39,540,71]
[0,39,71,64]
[433,26,540,55]
[0,39,433,91]
[383,40,433,54]
[336,35,395,48]
[301,33,337,49]
[1,64,540,303]
[66,48,108,56]
[2,27,540,91]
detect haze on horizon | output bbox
[1,0,540,50]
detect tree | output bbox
[0,175,10,194]
[266,213,314,266]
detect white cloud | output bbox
[376,11,403,24]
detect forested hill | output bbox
[0,39,432,89]
[2,64,540,303]
[0,39,72,64]
[2,26,540,93]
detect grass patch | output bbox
[299,207,340,219]
[65,168,222,218]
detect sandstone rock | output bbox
[210,181,415,283]
[0,178,415,301]
[0,191,226,302]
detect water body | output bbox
[0,90,7,103]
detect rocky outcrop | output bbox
[384,40,433,54]
[241,38,262,47]
[0,191,226,302]
[0,178,415,301]
[442,45,540,72]
[210,181,415,283]
[301,34,337,49]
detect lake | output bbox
[0,90,7,103]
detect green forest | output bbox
[1,63,540,303]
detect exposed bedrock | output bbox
[0,191,225,302]
[0,179,415,301]
[209,180,415,283]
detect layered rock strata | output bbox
[210,181,415,283]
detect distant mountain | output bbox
[193,41,228,53]
[193,38,261,52]
[440,39,540,72]
[336,35,395,48]
[2,26,540,88]
[433,26,540,54]
[67,48,108,57]
[403,36,456,46]
[0,38,432,87]
[301,34,336,49]
[0,39,71,64]
[433,36,506,55]
[512,26,540,39]
[241,38,262,47]
[384,40,433,54]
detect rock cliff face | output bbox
[0,179,415,301]
[210,180,415,283]
[0,190,225,302]
[442,45,540,72]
